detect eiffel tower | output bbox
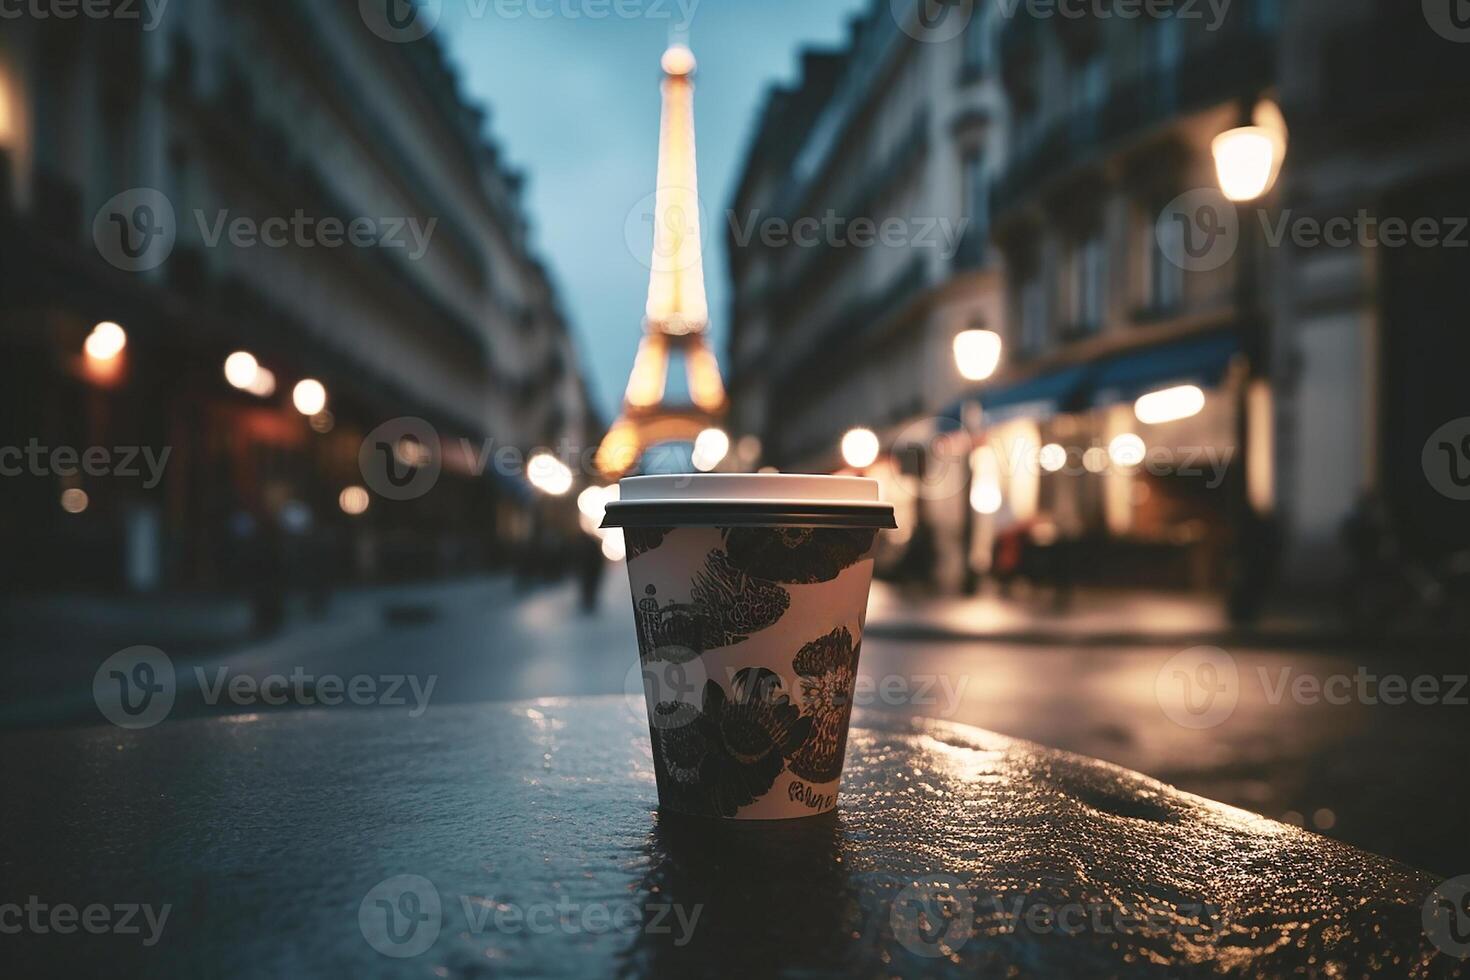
[595,44,728,479]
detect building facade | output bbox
[727,0,1470,610]
[727,0,1011,586]
[0,1,593,592]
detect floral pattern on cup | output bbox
[786,627,861,784]
[651,668,813,818]
[720,527,879,584]
[626,526,671,561]
[634,551,790,663]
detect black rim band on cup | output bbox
[602,501,897,529]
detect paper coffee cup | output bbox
[603,474,896,820]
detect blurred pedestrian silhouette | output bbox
[578,534,605,614]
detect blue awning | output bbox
[942,332,1241,426]
[1087,332,1240,407]
[947,364,1092,425]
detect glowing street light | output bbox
[953,329,1002,382]
[970,445,1003,515]
[292,378,327,416]
[246,367,277,398]
[60,488,89,514]
[1038,443,1067,473]
[1108,433,1147,469]
[84,321,127,362]
[577,485,612,522]
[339,486,370,516]
[528,453,574,496]
[1135,385,1206,425]
[841,428,881,470]
[691,427,730,472]
[224,351,260,391]
[1213,99,1287,203]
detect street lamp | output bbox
[527,453,574,496]
[969,446,1002,515]
[691,427,729,472]
[1108,433,1146,469]
[1215,100,1287,623]
[84,321,127,363]
[246,367,277,398]
[224,351,260,391]
[953,329,1002,382]
[292,379,327,416]
[338,486,370,516]
[1039,443,1067,473]
[1212,99,1287,203]
[1134,385,1206,425]
[841,428,881,470]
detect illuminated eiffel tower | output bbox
[595,44,728,479]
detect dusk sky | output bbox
[441,0,870,422]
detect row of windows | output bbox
[1013,212,1185,356]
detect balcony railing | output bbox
[773,253,930,388]
[778,109,931,293]
[950,223,987,273]
[993,10,1276,221]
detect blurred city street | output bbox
[5,572,1463,878]
[4,2,1470,973]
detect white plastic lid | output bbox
[603,474,895,529]
[617,473,881,504]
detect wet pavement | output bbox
[3,701,1458,977]
[3,573,1467,876]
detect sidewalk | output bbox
[0,576,520,726]
[863,582,1351,649]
